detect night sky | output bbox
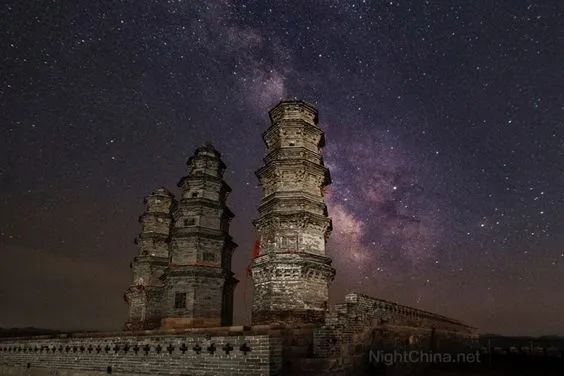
[1,1,563,336]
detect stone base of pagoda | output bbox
[123,318,161,331]
[160,317,222,329]
[250,252,335,326]
[252,309,327,326]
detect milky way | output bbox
[1,1,563,335]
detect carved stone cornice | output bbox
[173,198,234,218]
[257,193,327,214]
[263,146,323,165]
[256,158,330,184]
[253,210,332,231]
[177,174,232,193]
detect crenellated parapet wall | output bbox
[312,293,479,366]
[337,293,476,334]
[0,326,282,376]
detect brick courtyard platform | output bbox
[0,293,478,376]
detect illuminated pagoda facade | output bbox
[250,100,336,325]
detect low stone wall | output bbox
[0,295,480,375]
[0,326,282,376]
[312,293,479,373]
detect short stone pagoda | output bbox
[124,188,174,330]
[162,144,238,329]
[124,144,238,330]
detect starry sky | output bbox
[1,1,563,336]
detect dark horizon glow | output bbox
[1,1,563,336]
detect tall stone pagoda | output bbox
[124,144,238,330]
[161,144,238,329]
[251,100,336,325]
[124,187,175,330]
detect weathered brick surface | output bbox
[0,327,282,376]
[312,293,479,366]
[163,144,238,329]
[124,188,174,330]
[124,144,238,330]
[251,100,335,326]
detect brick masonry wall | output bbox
[313,293,479,360]
[0,326,282,376]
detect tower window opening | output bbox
[191,192,199,198]
[184,218,196,226]
[174,292,186,309]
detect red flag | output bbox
[247,239,261,276]
[252,239,261,259]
